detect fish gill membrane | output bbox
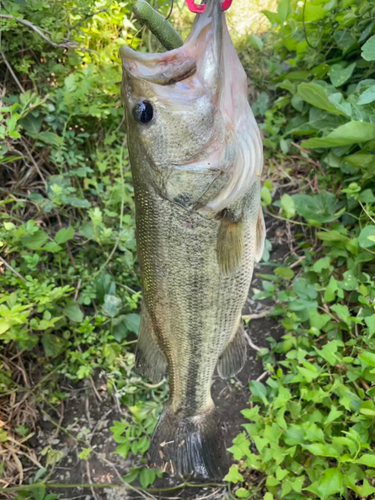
[120,0,264,480]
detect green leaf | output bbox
[360,350,375,367]
[249,380,268,404]
[280,193,295,219]
[359,226,375,248]
[261,186,272,205]
[328,62,356,87]
[312,257,330,272]
[139,468,156,488]
[55,226,74,244]
[20,114,42,134]
[358,84,375,105]
[293,192,340,223]
[317,468,344,500]
[62,196,90,208]
[31,131,63,146]
[124,313,141,334]
[355,454,375,467]
[43,242,63,253]
[42,332,64,357]
[302,121,375,149]
[274,267,294,280]
[63,300,83,323]
[102,294,122,318]
[264,494,273,500]
[21,230,48,250]
[235,488,251,498]
[248,33,263,50]
[304,4,326,22]
[297,82,344,115]
[224,464,244,484]
[362,36,375,61]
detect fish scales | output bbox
[120,0,264,479]
[134,171,260,413]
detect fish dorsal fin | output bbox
[216,211,244,275]
[255,208,266,263]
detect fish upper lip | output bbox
[120,0,223,85]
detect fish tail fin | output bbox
[149,406,228,479]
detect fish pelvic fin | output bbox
[255,208,266,263]
[135,305,167,383]
[216,215,244,275]
[217,322,247,379]
[149,406,228,479]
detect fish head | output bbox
[120,0,262,213]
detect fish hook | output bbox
[184,0,233,14]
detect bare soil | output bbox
[27,216,288,500]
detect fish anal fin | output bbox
[135,305,167,383]
[216,216,244,275]
[255,208,266,263]
[217,322,247,379]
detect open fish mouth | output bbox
[119,0,222,88]
[120,0,263,214]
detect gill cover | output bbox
[120,0,263,213]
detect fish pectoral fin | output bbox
[216,215,244,275]
[255,208,266,263]
[135,305,167,383]
[217,322,247,379]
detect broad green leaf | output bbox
[42,332,64,357]
[359,226,375,248]
[224,464,244,484]
[63,300,83,323]
[263,493,273,500]
[102,294,122,318]
[359,350,375,367]
[248,34,263,50]
[31,131,63,146]
[277,0,290,22]
[21,230,49,250]
[281,193,295,219]
[304,4,326,22]
[362,35,375,61]
[20,114,42,134]
[139,468,156,488]
[55,226,74,244]
[43,242,62,253]
[297,82,344,115]
[249,380,268,404]
[235,488,251,499]
[317,468,344,500]
[325,408,344,425]
[293,192,340,223]
[355,454,375,467]
[124,313,141,334]
[358,84,375,105]
[328,62,356,87]
[261,186,272,205]
[312,257,330,272]
[302,121,375,149]
[274,267,294,280]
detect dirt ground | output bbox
[27,217,287,500]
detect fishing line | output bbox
[165,0,174,21]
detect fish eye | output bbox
[133,100,154,124]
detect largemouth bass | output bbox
[120,0,264,479]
